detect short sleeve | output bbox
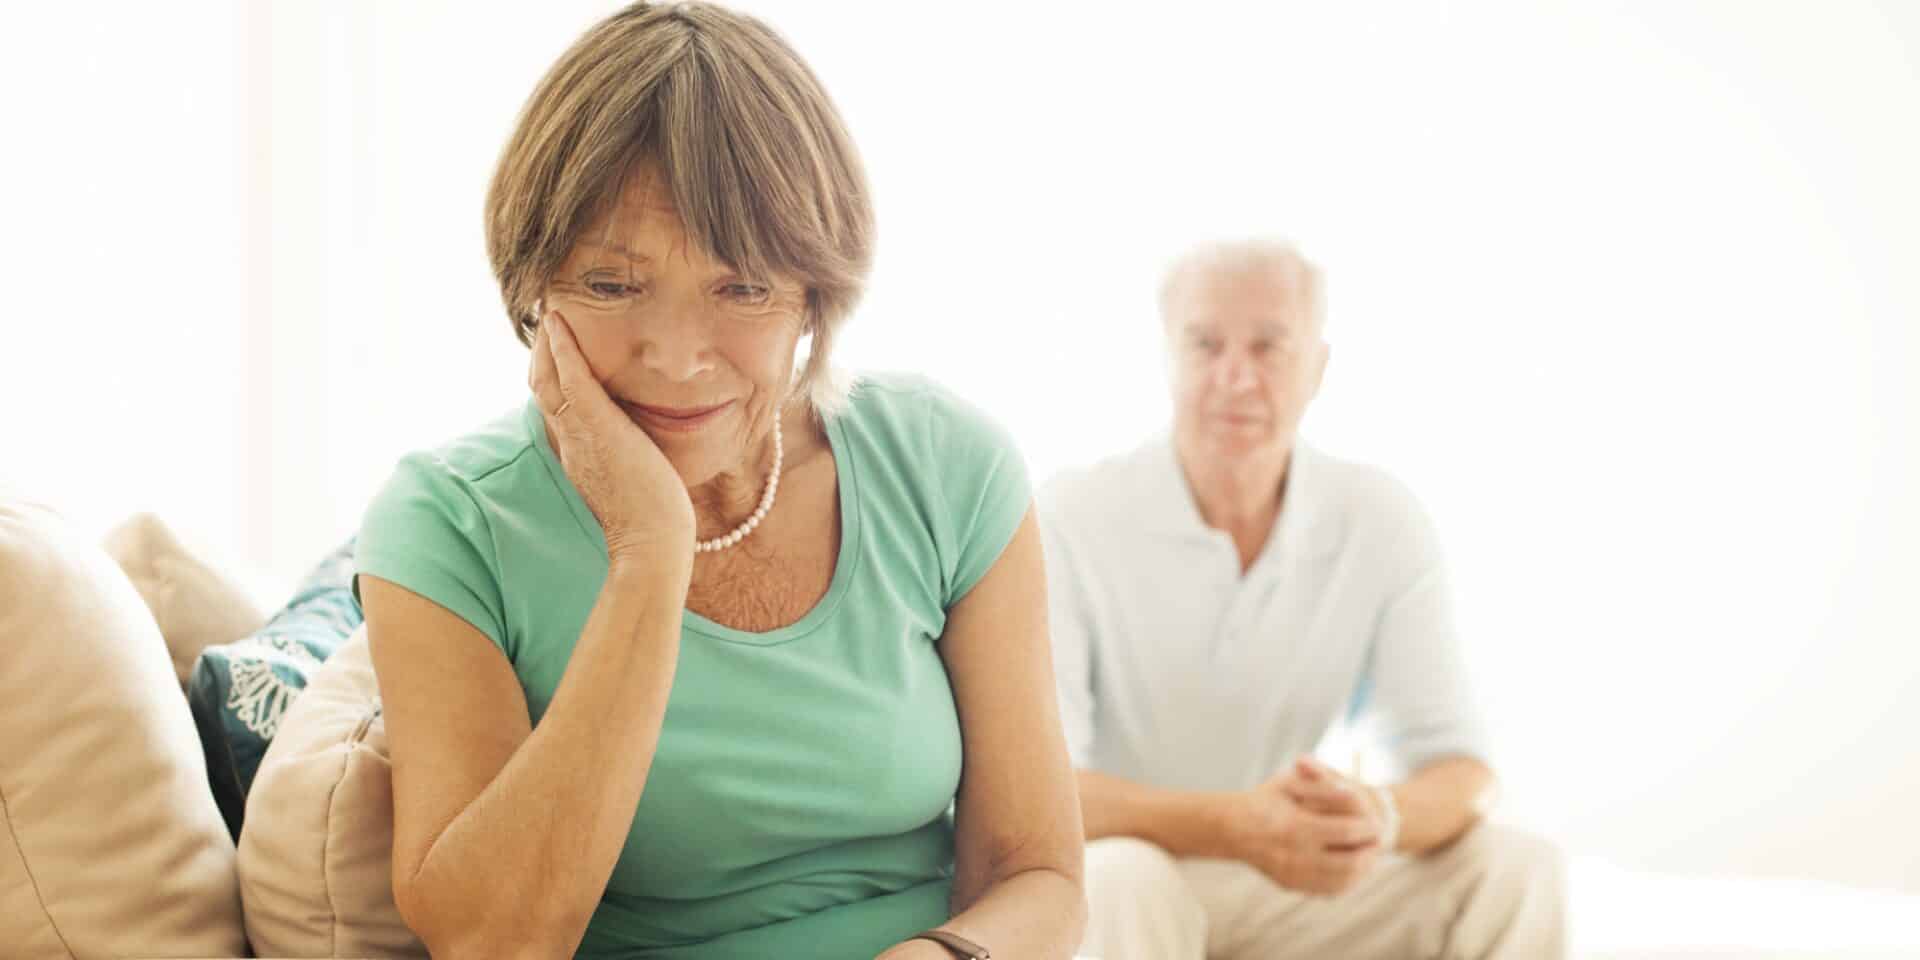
[1353,488,1491,778]
[925,386,1032,608]
[353,452,510,657]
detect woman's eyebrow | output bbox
[579,240,652,263]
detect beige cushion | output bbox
[103,512,268,688]
[239,625,426,958]
[0,497,248,958]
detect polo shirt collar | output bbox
[1141,433,1340,562]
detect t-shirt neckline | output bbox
[522,397,863,647]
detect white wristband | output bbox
[1369,785,1401,853]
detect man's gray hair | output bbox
[1158,239,1326,332]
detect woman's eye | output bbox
[723,283,772,304]
[586,281,631,299]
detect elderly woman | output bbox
[353,4,1084,959]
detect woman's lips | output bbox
[619,399,733,433]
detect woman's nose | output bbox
[638,310,718,382]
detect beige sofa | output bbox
[3,497,1094,960]
[1,497,422,959]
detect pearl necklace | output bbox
[693,419,782,553]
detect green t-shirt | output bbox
[355,373,1030,959]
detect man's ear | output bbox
[1309,340,1331,399]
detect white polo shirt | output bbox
[1038,436,1490,791]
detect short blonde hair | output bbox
[1159,239,1326,334]
[485,1,873,412]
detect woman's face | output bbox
[543,172,809,488]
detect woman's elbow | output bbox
[394,871,587,960]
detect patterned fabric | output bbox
[186,538,362,839]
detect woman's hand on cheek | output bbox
[529,308,696,568]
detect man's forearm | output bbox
[1388,756,1497,855]
[1078,769,1236,858]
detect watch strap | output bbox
[911,928,991,959]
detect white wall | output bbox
[5,1,1916,894]
[3,4,249,553]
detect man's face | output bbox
[1166,270,1328,463]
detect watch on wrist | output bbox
[911,929,990,959]
[1370,783,1402,853]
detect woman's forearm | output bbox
[880,867,1086,960]
[406,559,688,956]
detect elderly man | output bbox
[1039,241,1566,960]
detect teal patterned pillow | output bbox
[186,538,362,839]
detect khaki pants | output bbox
[1081,824,1567,960]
